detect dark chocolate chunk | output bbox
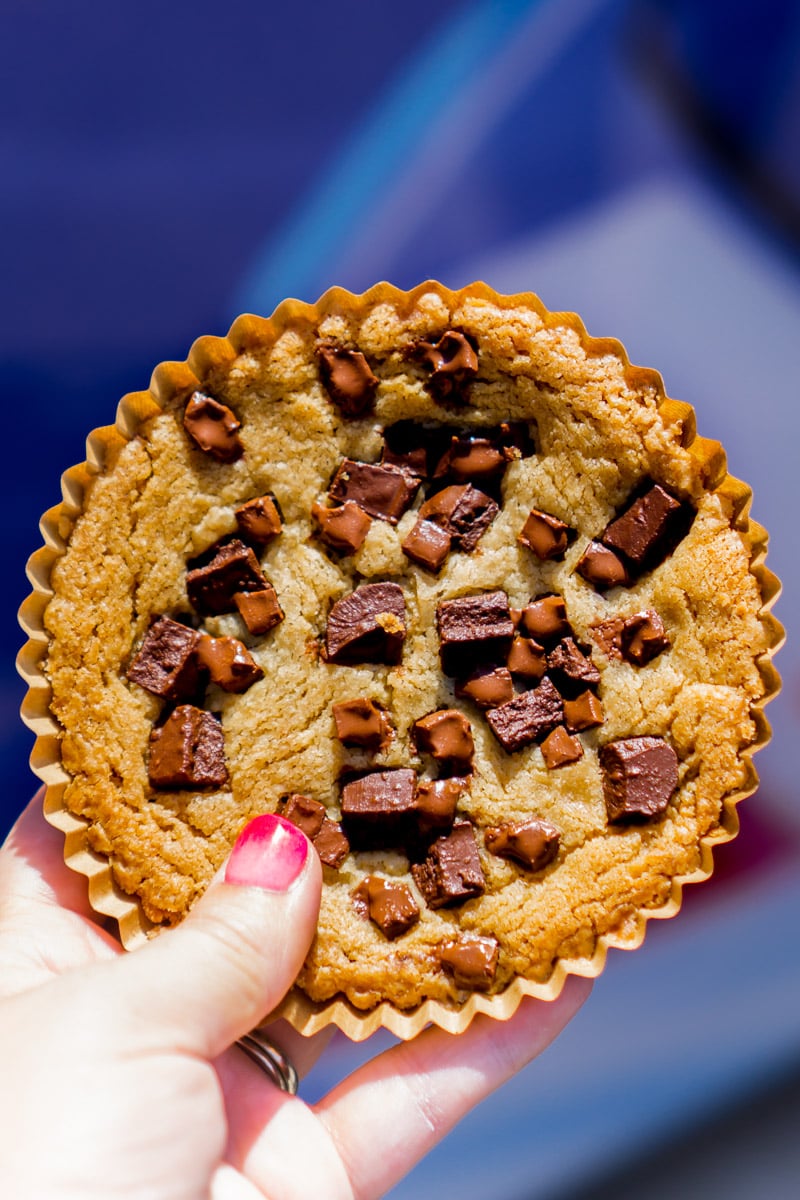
[280,793,325,839]
[436,591,514,676]
[381,422,431,477]
[332,698,393,750]
[411,821,486,908]
[401,518,452,572]
[486,677,563,753]
[516,596,571,644]
[186,540,269,616]
[506,635,547,682]
[413,777,466,837]
[540,725,584,769]
[352,875,420,939]
[324,582,406,665]
[313,818,350,869]
[196,633,263,693]
[340,767,418,848]
[183,391,244,463]
[127,616,202,701]
[576,541,630,590]
[547,637,601,690]
[518,509,573,561]
[412,330,479,402]
[233,586,284,636]
[602,484,690,571]
[419,484,498,552]
[440,936,499,989]
[148,705,228,790]
[619,610,670,665]
[484,818,560,872]
[317,344,379,417]
[433,435,506,486]
[412,709,475,774]
[455,665,514,710]
[563,690,604,732]
[329,459,420,523]
[600,736,679,823]
[234,495,282,545]
[312,500,372,555]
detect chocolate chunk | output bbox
[332,698,393,750]
[563,690,604,732]
[433,435,506,486]
[401,519,452,572]
[183,391,244,463]
[516,596,571,644]
[484,818,560,872]
[329,459,420,523]
[590,616,626,659]
[148,705,228,790]
[234,495,282,545]
[381,423,431,477]
[280,793,325,839]
[498,420,535,459]
[195,633,263,693]
[440,936,499,989]
[340,768,418,848]
[413,777,466,837]
[312,500,372,555]
[412,821,486,908]
[540,725,584,769]
[600,736,679,823]
[317,344,379,417]
[412,709,475,774]
[325,582,406,665]
[455,666,514,710]
[486,677,563,753]
[186,540,269,616]
[619,610,670,665]
[412,330,479,402]
[127,616,202,701]
[602,484,690,571]
[506,635,547,682]
[352,876,420,939]
[518,509,573,561]
[233,587,284,635]
[419,484,498,552]
[576,541,630,590]
[313,818,350,869]
[547,638,601,690]
[437,591,514,676]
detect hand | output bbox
[0,791,590,1199]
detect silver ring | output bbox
[236,1030,299,1095]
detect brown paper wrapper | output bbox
[17,281,784,1042]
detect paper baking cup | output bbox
[18,281,784,1042]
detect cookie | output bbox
[19,282,782,1039]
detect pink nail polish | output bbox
[225,814,309,891]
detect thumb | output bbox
[111,814,322,1059]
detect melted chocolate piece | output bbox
[433,435,506,486]
[317,345,379,417]
[437,591,514,676]
[590,616,626,659]
[412,821,486,908]
[352,875,420,940]
[313,818,350,868]
[381,423,431,477]
[540,725,584,769]
[414,777,466,837]
[506,635,547,682]
[234,495,282,545]
[419,484,498,552]
[127,616,202,701]
[484,818,560,872]
[563,690,604,732]
[518,509,573,561]
[312,500,372,555]
[340,768,418,848]
[233,587,284,635]
[329,459,420,523]
[517,596,571,644]
[576,541,630,590]
[619,610,670,665]
[602,484,691,572]
[455,666,514,710]
[324,582,406,665]
[196,634,263,693]
[280,793,325,839]
[183,391,244,463]
[600,736,679,822]
[148,706,228,790]
[440,936,499,989]
[401,518,451,572]
[547,638,601,691]
[332,698,393,750]
[412,709,475,775]
[486,677,563,753]
[186,540,269,616]
[412,330,479,402]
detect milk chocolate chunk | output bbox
[414,777,466,837]
[506,635,547,682]
[411,822,486,908]
[183,391,244,463]
[381,422,430,477]
[440,936,499,989]
[413,709,475,774]
[455,666,514,710]
[540,725,584,769]
[517,596,571,644]
[518,509,572,561]
[576,541,630,591]
[590,616,626,659]
[547,637,601,690]
[340,768,418,848]
[186,540,268,616]
[280,793,325,839]
[317,344,379,417]
[437,591,514,676]
[603,483,689,571]
[325,582,406,665]
[563,689,604,732]
[329,459,419,523]
[195,634,263,694]
[413,330,479,402]
[148,705,227,790]
[312,500,372,555]
[486,677,563,753]
[600,736,679,823]
[127,616,202,701]
[332,698,393,750]
[484,818,560,872]
[352,876,420,940]
[313,818,350,869]
[433,435,506,485]
[234,495,282,545]
[619,610,670,665]
[419,484,498,552]
[233,587,284,636]
[401,519,451,573]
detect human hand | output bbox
[0,791,590,1199]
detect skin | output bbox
[0,790,591,1200]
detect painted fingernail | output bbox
[225,814,309,891]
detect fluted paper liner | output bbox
[18,281,784,1043]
